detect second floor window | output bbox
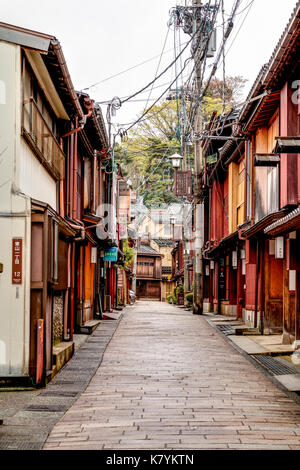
[22,56,65,181]
[23,58,57,137]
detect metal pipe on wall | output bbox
[70,133,74,218]
[259,239,265,335]
[72,117,78,221]
[70,241,75,341]
[254,239,261,329]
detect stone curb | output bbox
[198,311,300,408]
[0,310,126,450]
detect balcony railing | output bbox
[22,98,65,180]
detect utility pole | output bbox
[171,0,217,311]
[193,0,204,315]
[181,89,190,305]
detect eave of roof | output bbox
[264,207,300,236]
[242,209,288,239]
[77,92,109,150]
[0,22,84,121]
[247,91,280,133]
[264,0,300,89]
[205,230,239,258]
[0,21,53,51]
[240,1,300,127]
[44,40,84,121]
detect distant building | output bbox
[151,239,175,302]
[136,243,162,301]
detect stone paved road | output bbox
[43,301,300,450]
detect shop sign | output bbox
[104,247,118,262]
[12,238,22,285]
[218,257,227,300]
[91,247,97,264]
[275,237,284,259]
[232,251,237,268]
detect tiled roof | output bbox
[138,244,161,256]
[152,239,173,247]
[240,1,300,124]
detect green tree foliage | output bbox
[121,238,135,268]
[114,119,182,208]
[114,76,247,209]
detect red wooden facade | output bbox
[201,3,300,345]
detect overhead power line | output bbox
[81,40,188,92]
[123,2,218,133]
[124,57,192,133]
[121,17,207,106]
[189,0,244,129]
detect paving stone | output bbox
[0,315,121,450]
[40,301,300,450]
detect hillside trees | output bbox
[114,76,247,208]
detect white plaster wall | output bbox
[19,139,57,210]
[0,41,30,376]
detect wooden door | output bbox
[146,281,161,300]
[265,253,283,332]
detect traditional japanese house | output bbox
[136,242,162,301]
[151,238,175,302]
[238,1,300,343]
[202,109,247,317]
[0,22,83,384]
[68,91,110,332]
[0,22,116,386]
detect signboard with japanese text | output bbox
[218,257,226,300]
[91,247,97,264]
[104,247,118,262]
[118,180,131,239]
[12,238,22,285]
[175,170,193,198]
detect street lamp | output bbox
[169,153,183,196]
[169,153,183,169]
[170,216,176,246]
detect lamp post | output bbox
[170,216,176,247]
[169,153,183,196]
[170,215,176,293]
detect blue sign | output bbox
[104,247,118,262]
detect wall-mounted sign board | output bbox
[104,247,118,262]
[12,238,22,285]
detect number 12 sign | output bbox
[12,238,22,285]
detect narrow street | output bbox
[44,302,300,450]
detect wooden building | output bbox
[0,22,123,386]
[201,109,245,317]
[200,1,300,347]
[151,238,175,302]
[136,244,162,301]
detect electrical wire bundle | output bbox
[81,0,256,179]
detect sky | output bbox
[1,0,298,133]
